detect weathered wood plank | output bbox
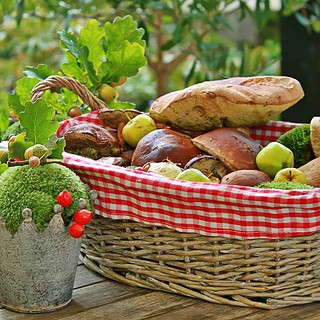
[227,302,320,320]
[48,291,200,320]
[2,263,320,320]
[0,279,150,319]
[73,264,105,288]
[142,300,259,320]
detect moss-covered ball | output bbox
[1,121,25,141]
[277,124,314,167]
[0,163,92,233]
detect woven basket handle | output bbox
[30,75,106,110]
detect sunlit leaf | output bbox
[19,100,59,145]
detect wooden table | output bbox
[1,261,320,320]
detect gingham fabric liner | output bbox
[57,111,320,239]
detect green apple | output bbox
[273,168,307,184]
[98,84,119,102]
[122,114,157,148]
[256,141,294,178]
[175,168,211,182]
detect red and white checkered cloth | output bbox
[58,111,320,240]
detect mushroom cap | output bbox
[131,128,201,167]
[191,128,262,171]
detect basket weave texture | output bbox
[33,76,320,309]
[81,217,320,309]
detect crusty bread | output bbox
[310,116,320,157]
[191,128,262,171]
[150,76,304,131]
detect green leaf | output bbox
[0,112,10,137]
[106,100,136,109]
[79,19,105,72]
[15,0,24,26]
[15,77,39,106]
[58,30,99,85]
[103,41,147,82]
[48,137,66,159]
[19,100,59,145]
[61,51,87,83]
[105,15,146,51]
[8,133,34,159]
[42,88,78,115]
[23,64,54,80]
[0,163,8,175]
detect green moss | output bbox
[1,121,25,141]
[0,163,92,233]
[277,124,313,167]
[257,181,314,190]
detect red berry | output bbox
[73,209,92,225]
[69,223,85,238]
[57,190,73,207]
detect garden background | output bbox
[0,0,319,139]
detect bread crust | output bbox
[150,76,304,131]
[310,116,320,157]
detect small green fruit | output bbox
[273,168,307,184]
[176,168,211,182]
[98,84,119,102]
[0,149,9,163]
[122,114,157,148]
[24,144,49,160]
[256,142,294,178]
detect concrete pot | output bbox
[0,208,81,313]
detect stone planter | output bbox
[0,208,81,313]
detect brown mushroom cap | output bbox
[63,123,121,157]
[221,169,271,187]
[191,128,262,171]
[131,128,202,167]
[150,76,304,131]
[184,155,229,180]
[99,109,143,129]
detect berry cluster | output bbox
[56,189,92,238]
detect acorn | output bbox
[0,149,9,163]
[24,144,49,161]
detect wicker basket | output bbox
[81,217,320,309]
[31,76,320,310]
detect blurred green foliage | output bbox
[0,0,319,137]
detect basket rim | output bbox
[58,112,320,240]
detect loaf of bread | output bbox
[150,76,304,131]
[310,116,320,157]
